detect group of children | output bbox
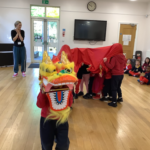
[74,52,126,107]
[124,57,150,85]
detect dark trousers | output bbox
[111,75,124,103]
[124,70,129,74]
[103,78,111,97]
[13,46,26,73]
[88,76,95,94]
[40,117,70,150]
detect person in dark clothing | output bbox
[78,64,90,97]
[11,21,26,77]
[103,53,126,107]
[138,66,150,85]
[129,60,142,77]
[83,73,95,99]
[100,70,112,101]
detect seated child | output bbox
[129,60,142,77]
[37,84,73,150]
[138,66,150,85]
[124,59,132,74]
[142,57,150,72]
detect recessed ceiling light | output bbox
[130,0,137,1]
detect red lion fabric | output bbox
[53,43,123,74]
[52,43,124,94]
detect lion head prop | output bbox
[39,51,77,125]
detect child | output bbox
[129,60,142,77]
[83,73,95,99]
[37,84,73,150]
[103,53,126,107]
[100,69,112,101]
[142,57,150,72]
[138,66,150,85]
[124,59,132,74]
[74,65,83,99]
[77,64,90,97]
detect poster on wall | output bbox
[122,35,132,46]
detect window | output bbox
[46,7,60,18]
[31,6,45,17]
[31,6,60,19]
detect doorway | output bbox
[118,24,137,59]
[32,19,59,62]
[30,6,60,63]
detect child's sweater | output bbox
[37,90,73,118]
[126,64,132,70]
[132,66,142,73]
[142,63,149,71]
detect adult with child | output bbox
[142,57,150,72]
[103,46,126,107]
[11,21,26,77]
[129,60,142,77]
[138,66,150,85]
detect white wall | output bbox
[0,0,148,62]
[144,2,150,60]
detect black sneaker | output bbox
[108,102,117,107]
[129,74,132,76]
[75,94,78,99]
[78,91,84,96]
[83,93,89,98]
[108,97,113,101]
[117,98,123,103]
[100,97,109,101]
[83,93,93,99]
[135,75,139,78]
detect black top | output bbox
[132,66,143,73]
[11,30,25,47]
[77,64,90,79]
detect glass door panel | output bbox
[32,19,59,62]
[33,20,44,61]
[47,20,59,59]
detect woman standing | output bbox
[11,21,26,77]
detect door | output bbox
[119,24,137,59]
[32,19,59,62]
[47,20,59,59]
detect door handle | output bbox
[42,41,48,45]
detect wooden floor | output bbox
[0,65,150,150]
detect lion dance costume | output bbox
[39,51,77,125]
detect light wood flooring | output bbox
[0,65,150,150]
